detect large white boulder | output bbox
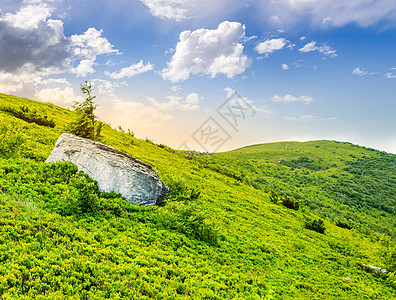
[46,133,169,206]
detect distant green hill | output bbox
[0,93,395,299]
[206,140,396,238]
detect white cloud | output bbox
[299,41,337,57]
[0,4,70,75]
[284,115,336,122]
[141,0,396,30]
[352,67,378,76]
[270,16,281,24]
[35,86,84,107]
[38,77,70,86]
[0,71,29,94]
[272,94,314,104]
[282,64,289,70]
[0,2,118,94]
[140,0,190,21]
[70,28,118,60]
[139,0,231,22]
[352,67,367,76]
[91,79,127,97]
[111,98,173,128]
[224,86,236,99]
[105,61,153,79]
[69,28,117,77]
[385,73,396,79]
[147,93,200,111]
[73,59,95,78]
[385,68,396,79]
[266,0,396,29]
[162,21,251,82]
[255,38,289,56]
[0,2,52,30]
[171,85,182,92]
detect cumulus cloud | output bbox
[0,2,52,30]
[299,41,337,57]
[105,61,154,79]
[91,79,127,97]
[162,21,251,82]
[0,2,118,93]
[70,27,118,77]
[38,77,70,86]
[0,4,70,74]
[73,60,95,78]
[272,94,314,104]
[35,86,84,107]
[111,98,173,128]
[147,93,200,111]
[255,38,289,56]
[0,69,35,94]
[70,28,118,60]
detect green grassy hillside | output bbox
[0,93,395,299]
[204,141,396,238]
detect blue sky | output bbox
[1,0,395,153]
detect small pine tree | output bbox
[68,81,100,140]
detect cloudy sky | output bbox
[1,0,395,153]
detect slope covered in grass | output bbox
[204,141,396,238]
[0,93,395,299]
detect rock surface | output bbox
[46,133,169,206]
[363,264,388,274]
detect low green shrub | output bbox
[0,105,55,128]
[0,121,26,157]
[336,219,353,230]
[164,176,201,203]
[387,272,396,289]
[281,195,300,210]
[305,218,326,234]
[157,203,219,245]
[0,159,131,218]
[269,191,300,210]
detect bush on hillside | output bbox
[0,105,55,128]
[0,121,26,157]
[0,160,129,218]
[387,272,396,289]
[305,218,326,234]
[336,219,353,230]
[386,248,396,273]
[164,176,201,203]
[269,191,300,210]
[281,195,300,210]
[157,203,219,245]
[280,156,322,171]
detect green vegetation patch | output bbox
[0,105,55,128]
[0,93,395,299]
